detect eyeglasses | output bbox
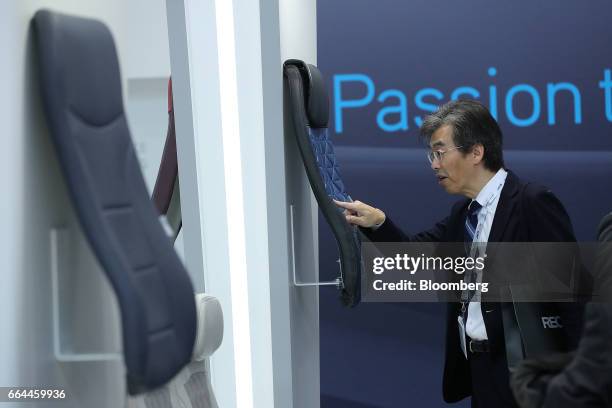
[427,146,463,164]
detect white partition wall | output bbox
[0,1,173,406]
[278,2,321,408]
[166,0,320,406]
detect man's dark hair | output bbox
[420,99,504,171]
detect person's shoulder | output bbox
[522,181,555,200]
[509,171,557,202]
[515,175,567,213]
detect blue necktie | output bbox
[462,201,482,307]
[464,201,482,245]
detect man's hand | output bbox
[333,199,386,228]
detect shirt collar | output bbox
[473,168,508,209]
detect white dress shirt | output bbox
[465,168,508,340]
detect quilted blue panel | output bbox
[308,127,351,202]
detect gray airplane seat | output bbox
[283,59,362,307]
[33,9,197,394]
[129,293,224,408]
[152,78,182,240]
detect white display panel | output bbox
[167,0,319,406]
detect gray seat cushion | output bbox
[33,9,196,394]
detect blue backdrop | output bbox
[317,1,612,407]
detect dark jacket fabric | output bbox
[511,352,575,408]
[362,170,584,403]
[511,213,612,408]
[510,303,612,408]
[542,302,612,408]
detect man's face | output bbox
[429,125,474,196]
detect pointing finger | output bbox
[333,199,359,210]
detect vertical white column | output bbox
[0,0,21,391]
[214,0,256,407]
[278,1,321,407]
[166,0,239,407]
[167,0,319,406]
[231,0,277,407]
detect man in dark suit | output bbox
[334,99,583,408]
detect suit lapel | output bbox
[484,171,522,348]
[487,170,520,243]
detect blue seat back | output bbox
[284,59,361,306]
[309,128,352,202]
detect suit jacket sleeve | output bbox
[361,215,449,243]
